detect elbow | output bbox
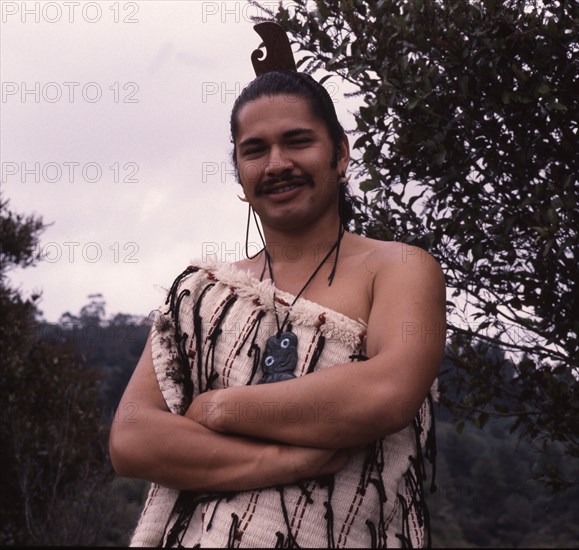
[369,412,407,440]
[383,394,429,435]
[109,422,134,477]
[370,391,423,438]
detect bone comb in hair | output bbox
[251,21,297,76]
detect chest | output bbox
[269,258,374,324]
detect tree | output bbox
[0,197,115,544]
[53,297,152,417]
[0,197,44,544]
[255,0,579,487]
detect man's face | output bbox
[234,93,349,232]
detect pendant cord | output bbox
[246,185,346,335]
[245,204,268,261]
[264,225,345,336]
[327,224,344,286]
[329,179,347,286]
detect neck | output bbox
[261,214,343,266]
[263,223,346,312]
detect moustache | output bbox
[256,172,315,196]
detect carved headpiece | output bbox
[251,21,297,76]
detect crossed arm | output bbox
[109,249,445,491]
[109,335,352,492]
[188,251,446,449]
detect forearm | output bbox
[191,358,415,449]
[109,406,347,492]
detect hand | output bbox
[185,390,222,429]
[186,391,358,485]
[278,444,357,482]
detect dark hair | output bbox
[230,70,353,226]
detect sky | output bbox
[1,0,361,322]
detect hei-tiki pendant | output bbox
[258,331,298,384]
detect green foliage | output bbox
[0,197,146,545]
[1,198,104,545]
[429,416,579,547]
[0,196,44,274]
[259,0,579,488]
[49,299,152,417]
[1,197,44,544]
[3,338,113,544]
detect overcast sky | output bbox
[1,0,361,322]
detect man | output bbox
[109,32,445,548]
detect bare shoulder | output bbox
[344,235,446,319]
[354,237,446,358]
[347,234,444,282]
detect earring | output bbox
[338,171,350,185]
[244,203,265,260]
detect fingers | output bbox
[316,448,349,476]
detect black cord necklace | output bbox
[258,226,345,384]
